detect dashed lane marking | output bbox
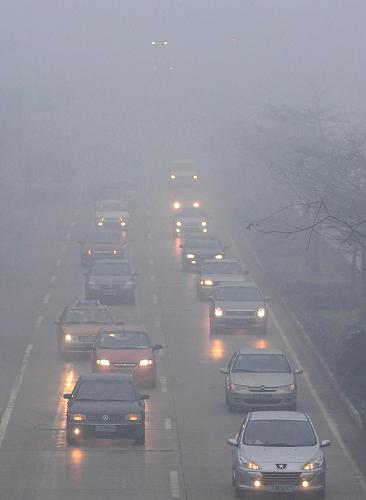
[150,274,155,282]
[160,376,168,393]
[66,233,71,240]
[56,259,61,267]
[152,293,158,305]
[35,315,43,328]
[154,316,161,328]
[164,418,172,430]
[43,293,50,304]
[61,244,67,254]
[170,470,180,498]
[50,275,56,284]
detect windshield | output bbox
[90,262,131,276]
[232,354,291,373]
[202,262,243,274]
[243,419,317,447]
[216,286,261,301]
[97,331,151,349]
[75,381,135,401]
[176,207,205,217]
[85,232,120,244]
[62,309,113,324]
[186,238,221,249]
[97,201,126,211]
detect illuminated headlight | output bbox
[176,221,182,227]
[96,359,110,366]
[214,307,223,317]
[64,334,73,342]
[97,221,103,226]
[204,279,213,286]
[120,221,126,226]
[173,202,180,209]
[113,249,118,255]
[202,228,208,233]
[186,253,195,259]
[87,249,92,255]
[238,457,261,470]
[176,228,180,233]
[139,359,153,367]
[71,413,86,421]
[126,413,142,422]
[201,221,207,227]
[193,175,198,180]
[170,174,176,179]
[229,383,248,391]
[257,307,266,318]
[278,383,295,392]
[254,480,261,488]
[303,456,323,471]
[193,201,200,207]
[215,254,223,260]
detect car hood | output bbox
[176,216,205,223]
[186,248,222,256]
[216,300,262,311]
[69,400,141,414]
[96,210,130,219]
[201,274,246,283]
[83,243,120,251]
[241,445,320,470]
[230,372,294,387]
[61,324,114,335]
[95,347,152,363]
[89,275,131,285]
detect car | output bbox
[209,283,269,335]
[54,301,116,354]
[79,230,125,267]
[95,199,130,230]
[171,188,202,211]
[169,161,199,189]
[173,206,209,237]
[197,259,249,300]
[91,326,162,387]
[220,348,302,412]
[85,259,137,304]
[227,411,330,498]
[179,236,227,271]
[64,373,149,446]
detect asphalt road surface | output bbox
[0,168,366,500]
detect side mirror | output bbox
[320,440,331,448]
[264,296,271,302]
[140,394,149,400]
[153,344,163,351]
[63,393,72,400]
[227,438,238,447]
[294,369,303,375]
[220,368,229,375]
[54,321,60,326]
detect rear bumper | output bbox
[227,390,296,409]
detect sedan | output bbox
[79,230,125,267]
[220,349,302,412]
[179,236,227,271]
[64,373,149,446]
[92,326,162,387]
[173,207,208,237]
[85,259,137,304]
[210,283,269,335]
[95,199,130,230]
[197,259,249,300]
[228,411,330,498]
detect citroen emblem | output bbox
[102,415,109,421]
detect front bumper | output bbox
[212,316,266,330]
[227,389,296,409]
[67,421,143,439]
[175,226,208,237]
[86,287,134,300]
[197,284,216,298]
[96,220,128,230]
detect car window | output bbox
[75,381,135,401]
[186,238,220,249]
[176,207,205,217]
[85,232,120,244]
[232,354,291,373]
[216,287,260,301]
[97,201,126,211]
[243,419,317,447]
[90,262,131,276]
[62,309,113,324]
[202,262,242,274]
[97,331,151,349]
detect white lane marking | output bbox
[66,232,71,240]
[71,221,76,228]
[164,418,172,430]
[50,275,56,284]
[271,310,366,493]
[43,293,50,304]
[56,259,61,267]
[152,293,158,305]
[150,274,155,282]
[61,244,67,254]
[0,344,33,448]
[170,470,180,498]
[147,232,152,240]
[35,315,43,327]
[154,316,161,328]
[160,376,168,393]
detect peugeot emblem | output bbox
[276,464,287,470]
[102,415,109,421]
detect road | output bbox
[0,167,366,500]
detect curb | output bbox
[280,296,365,434]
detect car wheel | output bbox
[134,428,145,445]
[66,428,78,446]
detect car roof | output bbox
[237,348,285,356]
[249,411,308,421]
[78,373,133,382]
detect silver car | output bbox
[210,283,269,335]
[173,207,208,237]
[197,259,249,300]
[220,349,302,412]
[228,411,330,498]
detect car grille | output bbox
[261,472,301,485]
[77,335,96,343]
[111,362,136,368]
[226,310,256,317]
[85,414,126,424]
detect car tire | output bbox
[134,428,145,445]
[226,392,235,413]
[66,428,78,447]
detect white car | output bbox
[96,199,130,230]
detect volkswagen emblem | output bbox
[276,464,287,470]
[102,415,109,421]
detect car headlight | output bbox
[173,202,180,209]
[113,249,118,255]
[139,359,153,366]
[257,306,266,318]
[201,221,207,227]
[238,456,261,470]
[176,221,182,227]
[215,254,223,260]
[193,175,198,180]
[123,280,133,288]
[186,253,195,259]
[303,455,323,471]
[229,383,248,391]
[278,383,295,392]
[97,221,104,226]
[170,174,176,179]
[87,249,92,255]
[96,359,110,366]
[126,413,142,422]
[71,413,86,421]
[120,221,127,226]
[64,334,73,342]
[193,201,200,207]
[214,307,223,317]
[204,279,213,286]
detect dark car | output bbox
[92,326,162,387]
[85,259,136,304]
[179,236,227,271]
[79,230,125,267]
[64,373,149,446]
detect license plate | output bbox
[267,484,294,493]
[253,393,272,400]
[95,424,116,433]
